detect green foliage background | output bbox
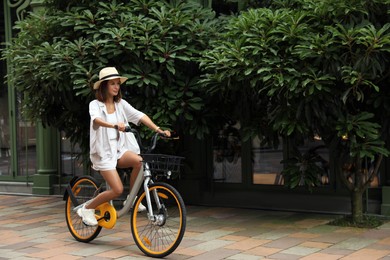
[199,0,390,175]
[198,0,389,221]
[2,0,390,220]
[3,0,219,156]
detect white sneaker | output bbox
[77,204,98,226]
[123,195,147,212]
[73,199,93,212]
[137,202,147,212]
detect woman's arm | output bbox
[93,117,117,129]
[139,115,171,137]
[89,100,119,129]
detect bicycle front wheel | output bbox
[65,176,102,242]
[131,182,186,258]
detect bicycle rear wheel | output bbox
[65,176,102,242]
[131,182,186,258]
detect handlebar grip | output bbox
[157,131,180,140]
[124,126,133,132]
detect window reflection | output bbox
[296,137,330,186]
[61,132,84,178]
[213,122,242,183]
[17,119,36,177]
[252,136,284,185]
[0,58,11,176]
[0,113,10,176]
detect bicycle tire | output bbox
[65,176,102,242]
[131,182,186,258]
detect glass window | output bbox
[61,132,84,178]
[16,118,36,177]
[2,0,37,179]
[15,93,36,178]
[252,136,284,185]
[0,82,11,176]
[297,136,330,186]
[0,35,11,176]
[361,157,380,188]
[212,122,242,183]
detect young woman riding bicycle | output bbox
[78,67,171,226]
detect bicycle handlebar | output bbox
[124,125,177,153]
[124,126,135,133]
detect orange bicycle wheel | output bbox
[65,176,102,242]
[131,182,186,258]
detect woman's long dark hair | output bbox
[95,80,122,102]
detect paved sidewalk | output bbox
[1,194,390,260]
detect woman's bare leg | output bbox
[117,151,142,190]
[85,169,123,209]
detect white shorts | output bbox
[91,139,127,171]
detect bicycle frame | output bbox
[114,128,162,218]
[114,163,144,218]
[116,161,161,220]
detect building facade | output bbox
[1,0,390,215]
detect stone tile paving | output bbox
[1,194,390,259]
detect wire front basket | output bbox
[141,154,184,179]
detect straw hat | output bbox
[93,67,128,90]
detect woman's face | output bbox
[106,78,121,97]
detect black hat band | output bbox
[100,74,121,80]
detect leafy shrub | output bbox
[3,0,218,156]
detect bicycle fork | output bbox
[143,163,164,223]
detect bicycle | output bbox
[63,127,186,258]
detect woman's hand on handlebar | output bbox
[116,122,127,132]
[159,129,171,137]
[158,130,180,140]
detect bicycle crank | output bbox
[95,202,117,229]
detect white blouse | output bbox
[89,99,145,159]
[106,112,118,140]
